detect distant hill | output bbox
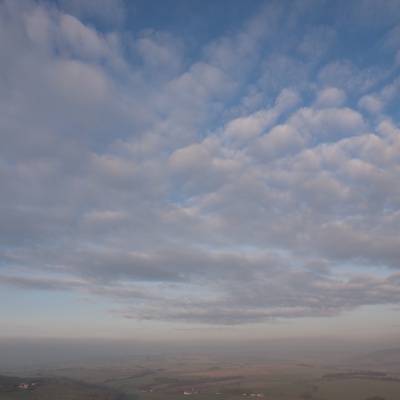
[347,348,400,367]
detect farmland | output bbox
[1,350,399,400]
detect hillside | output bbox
[0,374,124,400]
[349,348,400,367]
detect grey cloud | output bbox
[106,270,400,325]
[0,274,84,291]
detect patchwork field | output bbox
[1,350,399,400]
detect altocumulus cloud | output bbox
[1,0,400,326]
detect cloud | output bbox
[358,77,400,114]
[317,61,390,93]
[288,106,365,141]
[224,89,300,145]
[1,0,400,330]
[0,274,85,291]
[358,95,383,114]
[314,87,347,108]
[345,0,400,29]
[250,124,305,162]
[58,0,126,28]
[59,13,116,60]
[297,25,337,62]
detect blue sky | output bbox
[1,0,400,348]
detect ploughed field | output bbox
[1,352,400,400]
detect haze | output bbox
[1,0,400,370]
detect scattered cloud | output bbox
[1,0,400,330]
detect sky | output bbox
[1,0,400,357]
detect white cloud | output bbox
[59,0,126,28]
[317,60,388,93]
[358,94,383,114]
[224,89,300,145]
[59,13,114,60]
[251,124,305,161]
[1,0,400,331]
[23,3,54,52]
[289,107,365,141]
[314,87,346,108]
[136,30,182,77]
[357,77,400,114]
[396,50,400,66]
[297,25,337,61]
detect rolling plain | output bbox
[1,348,399,400]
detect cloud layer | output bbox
[1,0,400,327]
